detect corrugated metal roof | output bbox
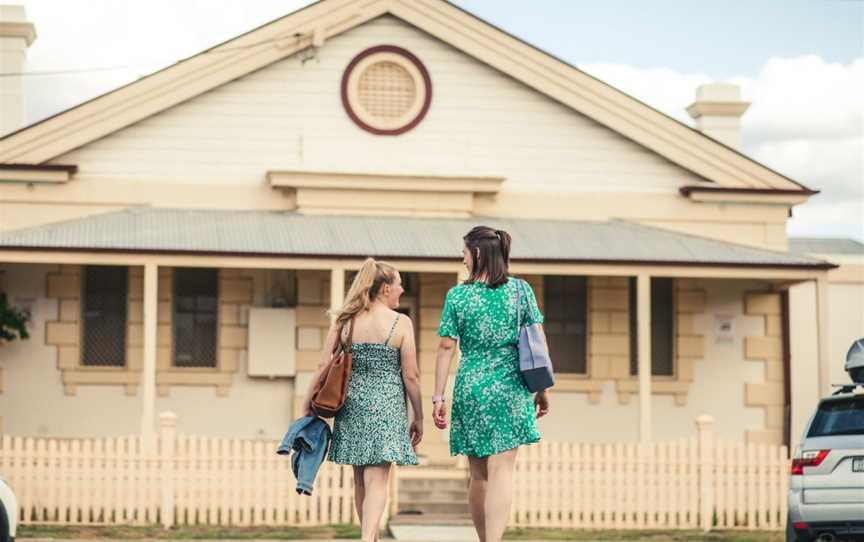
[789,237,864,256]
[0,207,833,268]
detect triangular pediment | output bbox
[0,0,812,194]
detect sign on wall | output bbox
[714,314,735,344]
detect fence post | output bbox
[696,415,715,532]
[159,411,178,529]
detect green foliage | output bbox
[0,292,30,342]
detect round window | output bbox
[341,45,432,135]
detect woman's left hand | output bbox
[534,391,550,418]
[409,419,424,448]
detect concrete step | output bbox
[400,489,469,502]
[399,478,468,492]
[398,500,470,515]
[390,513,473,526]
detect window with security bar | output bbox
[543,275,588,374]
[173,268,218,368]
[629,277,675,376]
[81,265,128,367]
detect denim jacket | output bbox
[276,415,332,495]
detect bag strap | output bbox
[336,318,355,353]
[383,314,400,346]
[514,277,524,334]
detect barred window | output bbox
[81,266,128,367]
[173,268,218,368]
[629,277,675,376]
[543,276,588,374]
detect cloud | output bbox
[582,56,864,240]
[19,0,313,122]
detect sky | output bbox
[8,0,864,240]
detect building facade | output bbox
[0,0,855,466]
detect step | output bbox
[400,489,469,502]
[399,478,468,492]
[390,513,473,526]
[398,501,470,515]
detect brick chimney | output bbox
[686,83,750,149]
[0,4,36,137]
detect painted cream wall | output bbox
[788,257,864,445]
[0,16,789,249]
[538,279,767,444]
[0,264,293,438]
[788,281,821,445]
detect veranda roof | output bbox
[0,207,833,269]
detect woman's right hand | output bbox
[433,401,448,429]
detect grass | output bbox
[17,524,786,541]
[17,523,362,539]
[504,528,784,541]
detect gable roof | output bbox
[0,0,813,195]
[0,207,833,270]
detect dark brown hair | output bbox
[463,226,511,288]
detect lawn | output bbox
[17,524,362,539]
[505,528,784,541]
[19,524,784,541]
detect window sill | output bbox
[615,378,691,406]
[549,375,603,403]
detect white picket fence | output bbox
[1,413,788,531]
[512,416,790,531]
[0,413,357,527]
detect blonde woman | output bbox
[300,258,423,542]
[432,226,551,542]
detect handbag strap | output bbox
[514,277,524,334]
[336,318,355,353]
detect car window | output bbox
[807,397,864,437]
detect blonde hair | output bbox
[332,258,398,328]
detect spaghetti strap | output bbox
[383,314,401,346]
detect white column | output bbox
[637,274,652,442]
[330,267,345,326]
[140,263,158,452]
[815,276,832,397]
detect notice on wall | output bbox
[714,314,735,344]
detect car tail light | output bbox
[790,449,829,475]
[793,521,808,529]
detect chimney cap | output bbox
[0,5,37,46]
[686,83,750,120]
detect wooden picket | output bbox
[0,425,357,527]
[512,423,789,531]
[0,414,787,531]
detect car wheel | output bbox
[786,517,799,542]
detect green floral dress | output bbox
[438,277,544,457]
[328,316,419,466]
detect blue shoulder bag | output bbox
[515,278,555,393]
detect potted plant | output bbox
[0,292,30,344]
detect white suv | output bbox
[0,476,16,542]
[787,339,864,542]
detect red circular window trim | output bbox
[341,45,432,136]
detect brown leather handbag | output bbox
[310,319,354,418]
